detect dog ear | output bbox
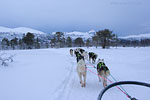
[98,58,101,61]
[97,58,101,63]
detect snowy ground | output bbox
[0,47,150,100]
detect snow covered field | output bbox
[0,47,150,100]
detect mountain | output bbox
[0,26,46,35]
[0,26,96,41]
[119,33,150,40]
[51,30,96,40]
[0,26,49,41]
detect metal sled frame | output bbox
[97,81,150,100]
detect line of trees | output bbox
[1,29,150,50]
[1,32,50,50]
[119,39,150,47]
[50,29,118,49]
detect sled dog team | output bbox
[70,48,110,88]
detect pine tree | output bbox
[96,29,116,49]
[74,37,84,47]
[66,37,72,47]
[19,39,23,49]
[1,38,9,49]
[10,37,18,49]
[55,32,64,48]
[35,37,40,49]
[50,37,56,48]
[92,36,99,48]
[86,39,90,48]
[22,32,35,49]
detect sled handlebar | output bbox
[97,81,150,100]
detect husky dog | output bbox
[82,51,88,61]
[97,59,110,87]
[79,48,85,54]
[70,49,73,56]
[77,59,86,87]
[75,48,85,54]
[89,52,98,64]
[74,50,84,63]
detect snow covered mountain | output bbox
[0,26,46,35]
[51,30,96,40]
[0,26,96,41]
[1,26,150,41]
[119,33,150,40]
[0,26,48,40]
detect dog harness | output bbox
[98,62,105,69]
[77,53,80,57]
[91,52,94,56]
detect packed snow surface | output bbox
[0,47,150,100]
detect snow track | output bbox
[51,56,75,100]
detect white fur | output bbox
[70,50,73,56]
[82,51,88,61]
[97,58,104,64]
[76,59,86,87]
[76,48,81,52]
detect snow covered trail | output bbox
[50,51,103,100]
[0,47,150,100]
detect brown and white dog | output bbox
[77,59,87,87]
[97,59,110,87]
[70,49,73,56]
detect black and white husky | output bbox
[74,50,84,63]
[97,59,110,87]
[77,59,86,87]
[89,52,98,64]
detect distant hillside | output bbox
[0,26,48,40]
[119,33,150,40]
[51,30,96,40]
[0,26,46,35]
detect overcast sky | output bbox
[0,0,150,36]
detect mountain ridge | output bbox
[119,33,150,40]
[1,26,150,40]
[0,26,46,35]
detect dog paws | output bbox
[81,83,86,87]
[103,83,107,87]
